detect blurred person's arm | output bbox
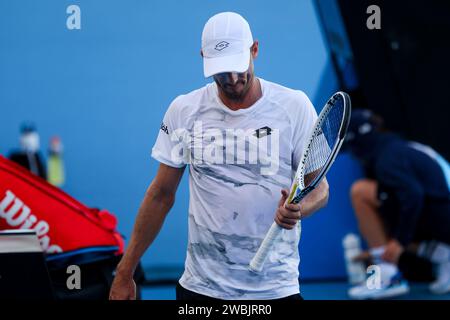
[109,163,185,300]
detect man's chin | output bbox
[224,91,245,101]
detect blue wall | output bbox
[0,0,361,279]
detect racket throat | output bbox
[291,185,315,204]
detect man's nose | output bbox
[229,72,239,84]
[224,72,239,84]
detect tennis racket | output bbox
[249,91,351,272]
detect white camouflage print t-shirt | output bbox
[151,78,318,299]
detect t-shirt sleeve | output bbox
[151,97,188,168]
[292,91,318,171]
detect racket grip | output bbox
[249,222,283,272]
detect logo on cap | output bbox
[214,41,229,51]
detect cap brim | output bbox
[203,50,250,78]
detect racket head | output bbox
[289,91,351,203]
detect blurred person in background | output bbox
[8,123,47,180]
[345,109,450,299]
[47,136,65,187]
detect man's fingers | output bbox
[276,210,298,224]
[275,188,302,229]
[109,293,123,300]
[285,203,301,211]
[278,189,289,207]
[110,293,132,300]
[278,207,301,219]
[277,217,298,226]
[275,215,296,230]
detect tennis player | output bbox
[109,12,329,300]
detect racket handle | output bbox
[249,222,283,272]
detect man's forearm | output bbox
[116,185,175,277]
[299,178,329,219]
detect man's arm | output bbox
[109,163,185,300]
[299,177,329,218]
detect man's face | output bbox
[213,58,254,101]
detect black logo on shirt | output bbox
[254,126,272,138]
[214,41,229,51]
[160,122,169,135]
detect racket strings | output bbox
[303,99,345,187]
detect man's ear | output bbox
[251,40,259,59]
[200,50,204,58]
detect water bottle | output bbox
[343,233,366,284]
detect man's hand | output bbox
[109,271,137,300]
[274,189,302,230]
[382,239,404,264]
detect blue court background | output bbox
[0,0,362,279]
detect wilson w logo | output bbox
[0,190,62,253]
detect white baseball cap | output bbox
[201,12,254,78]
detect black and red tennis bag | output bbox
[0,155,138,299]
[0,155,124,256]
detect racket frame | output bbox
[290,91,351,204]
